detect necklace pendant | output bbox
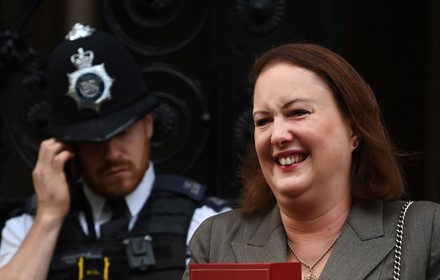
[304,274,318,280]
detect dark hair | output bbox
[239,43,406,216]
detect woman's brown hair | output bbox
[240,43,406,216]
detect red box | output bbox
[189,262,301,280]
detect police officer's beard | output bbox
[98,160,139,190]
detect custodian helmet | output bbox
[46,23,158,142]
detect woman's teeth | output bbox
[278,154,305,166]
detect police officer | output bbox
[0,23,230,280]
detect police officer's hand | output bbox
[32,138,75,224]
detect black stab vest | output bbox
[47,174,207,280]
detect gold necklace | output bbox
[287,232,341,280]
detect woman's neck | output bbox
[280,193,352,280]
[280,193,352,238]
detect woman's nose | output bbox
[271,118,294,145]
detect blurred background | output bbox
[0,0,439,219]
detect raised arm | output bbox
[0,138,74,279]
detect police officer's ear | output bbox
[144,113,154,140]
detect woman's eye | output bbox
[255,118,271,127]
[289,109,310,117]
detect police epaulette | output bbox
[12,182,83,218]
[203,196,233,212]
[153,174,206,203]
[9,194,37,217]
[25,195,37,215]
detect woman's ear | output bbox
[348,120,360,149]
[350,131,360,149]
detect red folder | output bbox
[189,262,301,280]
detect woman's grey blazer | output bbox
[183,199,440,280]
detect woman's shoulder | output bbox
[199,208,248,227]
[205,206,280,224]
[383,199,440,230]
[194,206,279,237]
[405,200,440,220]
[383,199,440,214]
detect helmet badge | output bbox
[65,23,95,41]
[66,48,114,112]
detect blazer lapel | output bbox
[320,200,395,280]
[232,205,287,263]
[230,200,395,279]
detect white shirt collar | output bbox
[83,162,156,222]
[125,163,155,216]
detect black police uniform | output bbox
[28,174,229,280]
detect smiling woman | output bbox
[182,43,440,280]
[242,44,406,217]
[252,63,355,211]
